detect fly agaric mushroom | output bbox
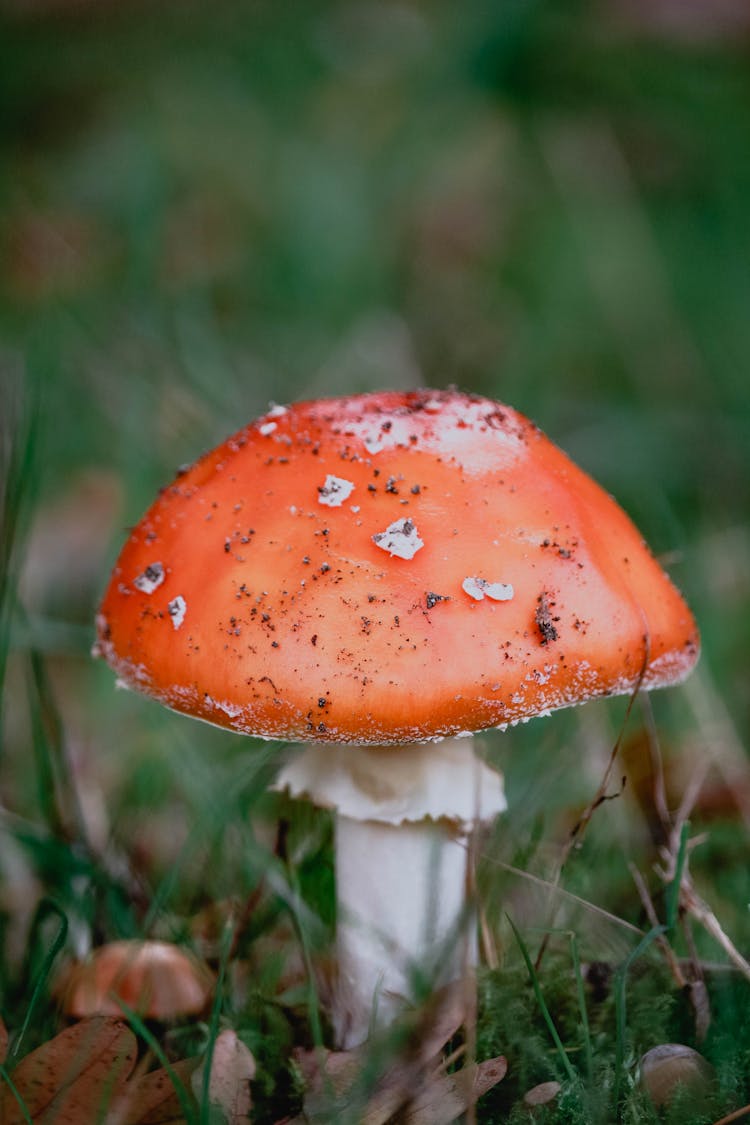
[95,390,699,1047]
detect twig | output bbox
[673,757,712,833]
[638,693,670,841]
[480,856,645,938]
[654,806,750,986]
[628,862,685,988]
[685,669,750,830]
[479,905,499,970]
[534,635,651,970]
[681,884,750,982]
[435,1043,467,1076]
[711,1105,750,1125]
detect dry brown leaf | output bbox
[523,1079,562,1107]
[402,979,470,1069]
[190,1030,255,1124]
[0,1017,136,1125]
[108,1057,199,1125]
[294,1047,358,1101]
[297,982,505,1125]
[299,1048,506,1125]
[0,1015,8,1065]
[398,1056,508,1124]
[298,1045,396,1125]
[0,1018,201,1125]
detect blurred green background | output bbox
[1,0,750,1115]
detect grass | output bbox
[1,1,750,1121]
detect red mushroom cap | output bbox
[95,390,699,744]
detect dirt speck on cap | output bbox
[426,591,450,609]
[535,592,559,645]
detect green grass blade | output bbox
[0,1064,34,1125]
[613,924,668,1114]
[569,931,593,1082]
[507,913,577,1085]
[116,1001,199,1125]
[666,823,689,934]
[26,645,92,848]
[12,899,68,1059]
[199,923,233,1124]
[287,864,325,1052]
[26,650,66,839]
[0,375,38,755]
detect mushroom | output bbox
[60,939,214,1020]
[95,389,699,1047]
[638,1044,714,1108]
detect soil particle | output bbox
[535,592,560,645]
[426,591,450,609]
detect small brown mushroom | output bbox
[60,940,213,1020]
[638,1043,714,1108]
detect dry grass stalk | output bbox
[628,862,686,988]
[533,639,651,970]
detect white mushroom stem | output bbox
[334,814,473,1046]
[275,737,506,1048]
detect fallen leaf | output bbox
[190,1030,255,1124]
[0,1018,136,1125]
[399,1056,508,1125]
[297,982,505,1125]
[294,1047,359,1100]
[523,1080,562,1107]
[401,979,472,1069]
[108,1057,199,1125]
[0,1018,202,1125]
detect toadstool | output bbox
[638,1044,714,1108]
[95,389,699,1046]
[60,939,213,1020]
